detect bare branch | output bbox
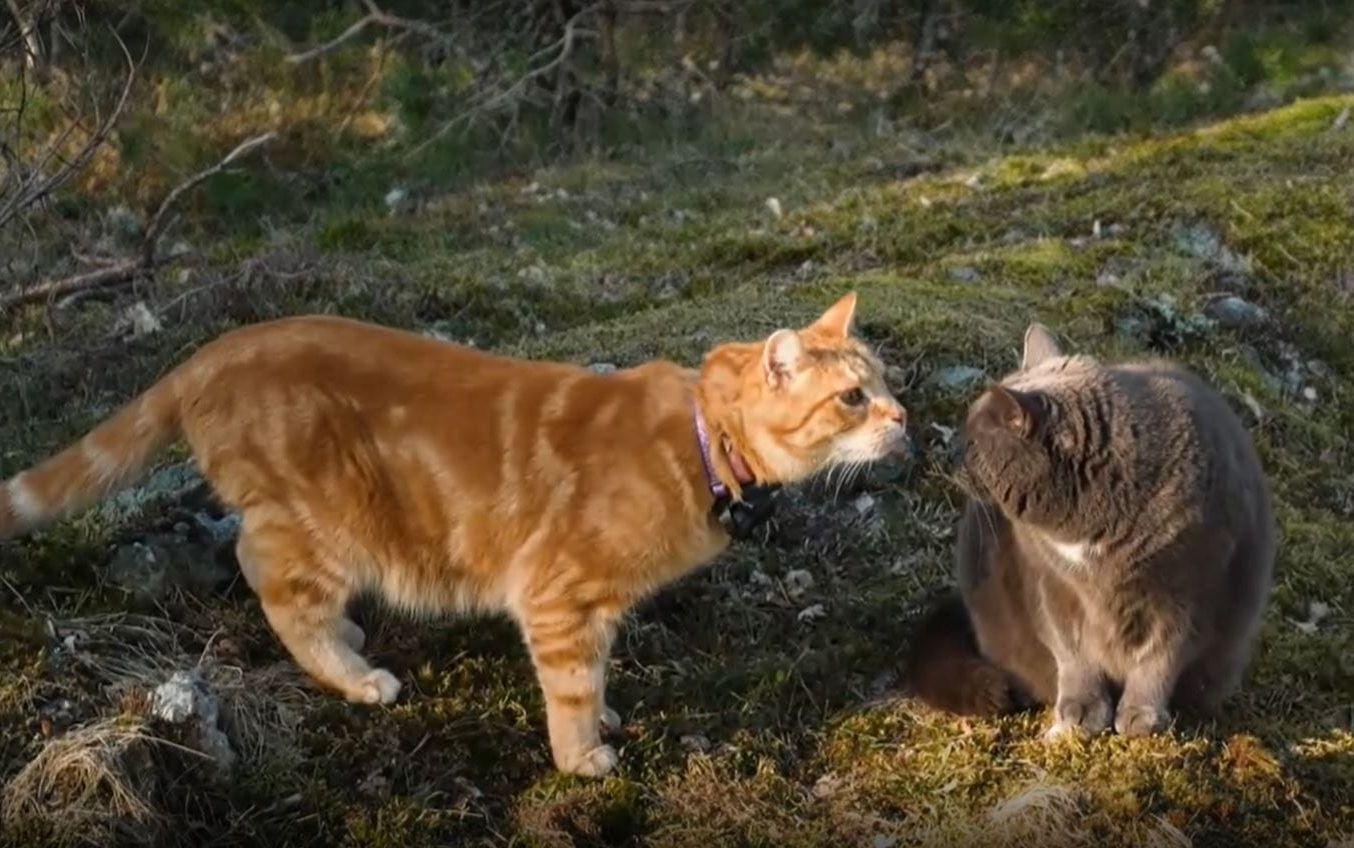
[286,0,454,64]
[407,3,602,160]
[0,27,135,232]
[140,131,276,265]
[1,132,275,312]
[284,11,377,64]
[0,257,140,311]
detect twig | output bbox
[286,0,451,64]
[407,3,601,159]
[0,27,135,232]
[140,131,276,265]
[0,131,276,312]
[0,258,141,310]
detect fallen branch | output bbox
[286,0,449,64]
[0,132,276,312]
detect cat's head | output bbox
[961,324,1107,530]
[698,293,908,487]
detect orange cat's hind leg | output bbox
[236,520,398,705]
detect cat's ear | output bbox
[1022,323,1063,370]
[763,329,805,390]
[972,386,1042,438]
[808,292,857,340]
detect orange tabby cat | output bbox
[0,293,905,775]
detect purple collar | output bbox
[692,404,728,500]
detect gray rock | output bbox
[97,463,204,527]
[108,535,234,602]
[948,265,981,283]
[927,365,986,393]
[588,362,618,374]
[1204,295,1267,329]
[1173,223,1251,274]
[152,670,236,774]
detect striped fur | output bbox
[0,293,908,776]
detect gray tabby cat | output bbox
[908,324,1274,737]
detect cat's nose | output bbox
[885,401,907,428]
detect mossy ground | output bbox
[1,62,1353,848]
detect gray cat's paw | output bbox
[1114,703,1169,737]
[1045,694,1112,740]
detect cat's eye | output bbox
[839,387,867,407]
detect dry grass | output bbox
[1,717,162,846]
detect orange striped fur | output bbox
[0,292,906,775]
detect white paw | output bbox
[354,668,401,705]
[599,705,622,733]
[337,619,367,651]
[562,743,618,777]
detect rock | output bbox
[117,302,162,339]
[1204,295,1267,329]
[97,463,205,527]
[927,365,986,393]
[1173,222,1251,274]
[797,604,827,624]
[383,187,409,215]
[152,670,236,774]
[588,362,618,374]
[784,569,814,598]
[811,773,842,799]
[947,265,981,284]
[680,734,711,753]
[852,492,876,516]
[765,197,783,218]
[107,535,234,602]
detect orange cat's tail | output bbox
[905,592,1014,717]
[0,372,183,540]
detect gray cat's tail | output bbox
[905,593,1014,717]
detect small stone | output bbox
[947,265,981,284]
[784,569,814,598]
[811,773,842,799]
[680,734,711,753]
[518,265,549,286]
[927,365,986,393]
[119,302,162,339]
[384,187,408,213]
[152,670,236,774]
[1204,295,1267,329]
[1302,386,1318,403]
[852,492,876,516]
[797,603,827,624]
[588,362,618,374]
[765,197,783,218]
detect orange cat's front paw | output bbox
[559,743,618,777]
[353,669,401,705]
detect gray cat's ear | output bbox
[1022,323,1063,370]
[971,386,1042,438]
